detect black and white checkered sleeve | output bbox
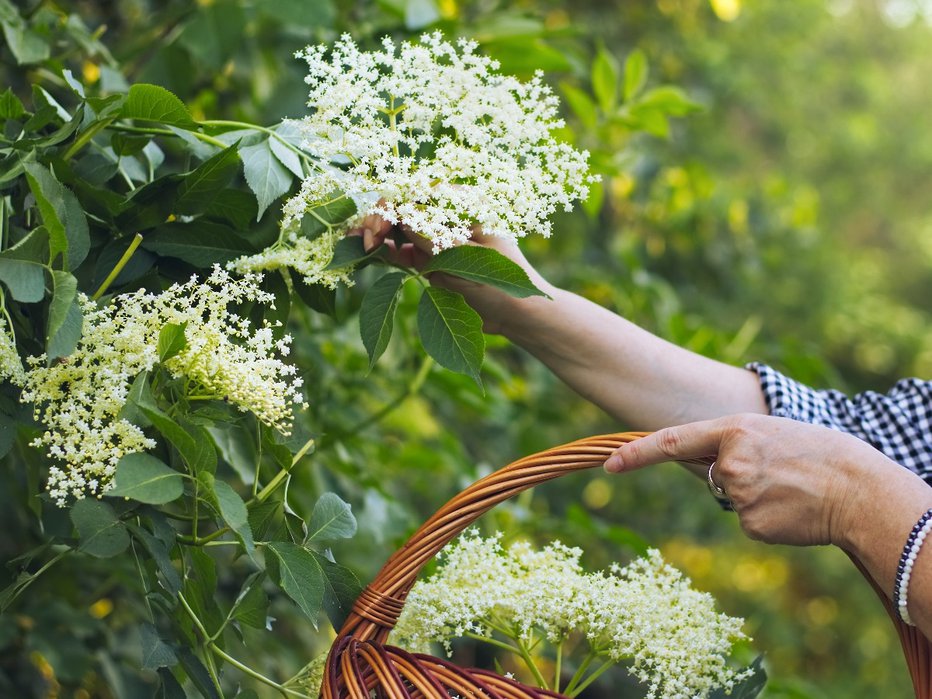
[746,362,932,483]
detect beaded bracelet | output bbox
[893,507,932,626]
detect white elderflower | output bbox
[0,314,25,386]
[392,532,750,699]
[22,267,305,505]
[231,32,597,283]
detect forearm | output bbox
[501,287,767,430]
[841,458,932,638]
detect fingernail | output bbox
[604,452,624,473]
[362,228,374,251]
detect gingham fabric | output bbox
[747,363,932,484]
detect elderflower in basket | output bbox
[231,32,597,284]
[391,531,755,699]
[21,268,305,505]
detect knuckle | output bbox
[656,429,683,459]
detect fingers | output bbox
[604,418,727,473]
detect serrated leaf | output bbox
[359,272,405,367]
[121,84,197,129]
[71,499,130,558]
[0,88,25,120]
[623,49,648,101]
[157,322,187,362]
[24,162,90,270]
[106,453,184,505]
[592,46,619,113]
[423,246,546,298]
[140,623,177,671]
[175,144,241,214]
[110,133,149,157]
[157,668,186,699]
[177,648,221,699]
[46,271,82,361]
[417,287,485,385]
[240,140,293,220]
[294,280,336,318]
[265,542,325,626]
[0,227,48,302]
[307,493,357,545]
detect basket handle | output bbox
[336,432,655,643]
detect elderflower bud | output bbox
[21,267,305,505]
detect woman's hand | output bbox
[348,212,555,335]
[604,413,901,548]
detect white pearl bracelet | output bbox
[894,507,932,626]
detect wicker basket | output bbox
[322,432,932,699]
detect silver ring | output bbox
[707,461,727,499]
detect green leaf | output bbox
[417,287,485,385]
[294,280,337,318]
[265,542,325,626]
[140,623,177,671]
[423,246,547,299]
[560,83,598,130]
[24,162,90,270]
[232,574,269,630]
[315,552,362,630]
[405,0,440,29]
[239,140,293,220]
[177,648,221,699]
[359,272,405,368]
[204,190,257,230]
[157,322,187,362]
[106,453,184,505]
[1,22,49,65]
[0,88,25,120]
[70,499,130,558]
[709,656,766,699]
[592,45,619,113]
[298,195,358,240]
[635,85,702,116]
[175,144,242,215]
[623,49,648,101]
[46,271,82,361]
[307,493,357,545]
[128,523,182,595]
[121,84,198,129]
[0,227,48,302]
[142,222,255,267]
[324,235,372,270]
[268,136,303,178]
[111,133,150,157]
[209,477,255,556]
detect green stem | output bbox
[565,659,614,698]
[92,233,143,299]
[554,640,563,693]
[178,592,304,698]
[2,548,70,610]
[63,117,116,160]
[562,651,596,696]
[107,123,229,149]
[515,636,549,690]
[464,631,522,655]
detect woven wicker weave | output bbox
[322,432,932,699]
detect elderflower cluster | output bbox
[21,267,305,505]
[0,314,24,386]
[392,531,750,699]
[231,32,596,283]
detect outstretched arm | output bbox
[356,217,767,431]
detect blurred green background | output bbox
[3,0,932,697]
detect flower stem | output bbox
[92,233,143,300]
[515,636,549,690]
[554,640,563,693]
[562,651,596,696]
[565,658,614,697]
